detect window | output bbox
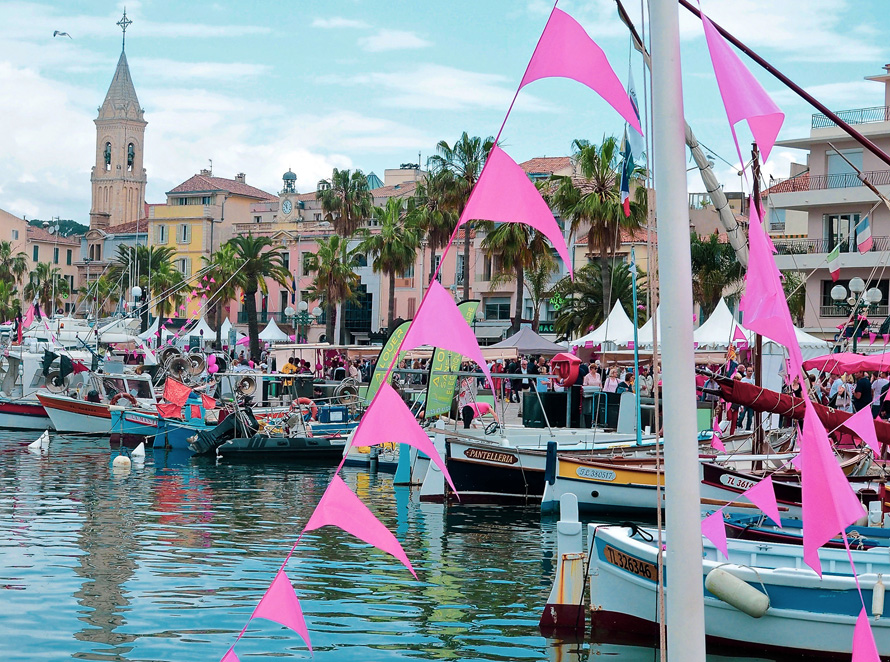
[32,245,38,261]
[156,224,168,244]
[175,258,192,275]
[314,213,321,221]
[483,256,492,281]
[456,254,466,285]
[104,142,111,171]
[66,249,72,266]
[254,216,262,223]
[355,253,367,268]
[407,297,416,318]
[279,291,288,314]
[400,263,415,279]
[768,208,786,233]
[282,252,290,270]
[11,230,18,240]
[202,196,212,205]
[301,252,312,276]
[53,247,59,264]
[821,279,889,317]
[434,255,442,283]
[826,149,863,188]
[824,213,861,253]
[65,275,74,291]
[485,297,511,321]
[177,224,191,244]
[178,197,189,206]
[127,143,134,172]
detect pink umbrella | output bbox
[236,336,249,346]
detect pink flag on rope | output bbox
[701,13,784,163]
[884,334,889,345]
[870,332,877,345]
[203,275,208,281]
[249,569,312,650]
[741,475,782,526]
[201,394,217,410]
[701,509,729,558]
[459,147,573,276]
[220,648,240,662]
[180,305,186,311]
[210,277,216,283]
[520,8,642,133]
[842,404,881,455]
[22,304,34,329]
[711,417,725,452]
[732,324,748,349]
[163,378,192,407]
[352,383,457,494]
[739,202,803,383]
[799,399,865,574]
[853,607,881,662]
[402,281,492,387]
[304,475,416,577]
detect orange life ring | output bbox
[297,397,318,420]
[110,392,138,407]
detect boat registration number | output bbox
[719,474,757,492]
[603,545,658,581]
[575,467,616,481]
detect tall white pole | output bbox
[649,1,707,660]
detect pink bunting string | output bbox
[853,607,881,662]
[842,405,881,456]
[710,417,725,452]
[220,648,240,662]
[701,509,729,559]
[248,569,312,651]
[741,475,782,527]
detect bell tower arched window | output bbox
[104,142,112,171]
[127,143,135,172]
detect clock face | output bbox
[282,199,293,215]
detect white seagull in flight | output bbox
[53,31,73,38]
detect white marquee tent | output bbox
[570,301,636,348]
[258,317,290,342]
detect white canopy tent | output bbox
[258,317,290,342]
[636,305,662,347]
[221,317,246,342]
[693,299,751,349]
[138,317,158,340]
[570,301,636,348]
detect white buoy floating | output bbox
[112,455,132,470]
[27,430,50,453]
[131,442,145,458]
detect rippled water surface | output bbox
[0,432,568,662]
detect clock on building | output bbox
[282,199,293,215]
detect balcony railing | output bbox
[773,236,890,256]
[237,311,288,324]
[770,169,890,193]
[820,304,889,318]
[812,105,890,129]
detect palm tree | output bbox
[78,274,117,317]
[227,235,291,361]
[550,261,646,340]
[408,168,459,285]
[108,244,183,325]
[690,231,744,318]
[316,168,374,237]
[24,262,69,314]
[0,241,27,286]
[428,132,495,300]
[481,223,551,334]
[523,257,559,332]
[0,281,20,322]
[357,198,421,329]
[305,234,361,344]
[546,137,648,314]
[203,242,241,348]
[782,270,806,327]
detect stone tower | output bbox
[89,10,146,230]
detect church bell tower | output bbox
[90,9,147,229]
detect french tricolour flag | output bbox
[856,216,872,254]
[620,69,643,218]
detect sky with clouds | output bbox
[1,0,887,221]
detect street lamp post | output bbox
[473,308,485,338]
[131,285,146,333]
[831,277,883,352]
[285,301,322,343]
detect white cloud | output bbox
[311,17,371,29]
[132,59,273,82]
[329,64,553,112]
[358,29,432,53]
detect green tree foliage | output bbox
[24,262,70,314]
[305,234,361,344]
[316,168,374,237]
[690,231,744,318]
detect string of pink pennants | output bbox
[695,5,879,658]
[216,4,642,660]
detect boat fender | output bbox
[112,455,131,470]
[705,567,769,618]
[874,575,885,619]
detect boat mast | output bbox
[649,0,707,659]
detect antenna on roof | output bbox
[208,159,213,176]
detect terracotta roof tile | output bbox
[763,172,810,195]
[519,156,573,175]
[168,174,278,201]
[26,226,81,245]
[370,180,417,199]
[104,218,148,235]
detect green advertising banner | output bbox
[365,320,412,403]
[423,300,480,418]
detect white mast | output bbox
[649,0,707,659]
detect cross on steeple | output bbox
[117,8,132,51]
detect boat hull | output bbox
[36,392,112,435]
[0,399,53,430]
[216,434,347,459]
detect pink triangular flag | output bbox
[202,293,207,299]
[166,318,173,324]
[711,417,725,452]
[210,277,216,283]
[799,399,866,574]
[304,475,416,577]
[739,202,804,384]
[701,13,783,164]
[180,305,186,311]
[741,475,782,527]
[401,281,492,388]
[853,607,881,662]
[458,146,572,276]
[732,324,748,349]
[249,569,312,651]
[220,648,240,662]
[701,509,729,559]
[520,8,642,133]
[203,275,208,281]
[870,332,877,345]
[353,383,458,494]
[842,405,881,455]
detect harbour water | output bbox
[0,431,787,661]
